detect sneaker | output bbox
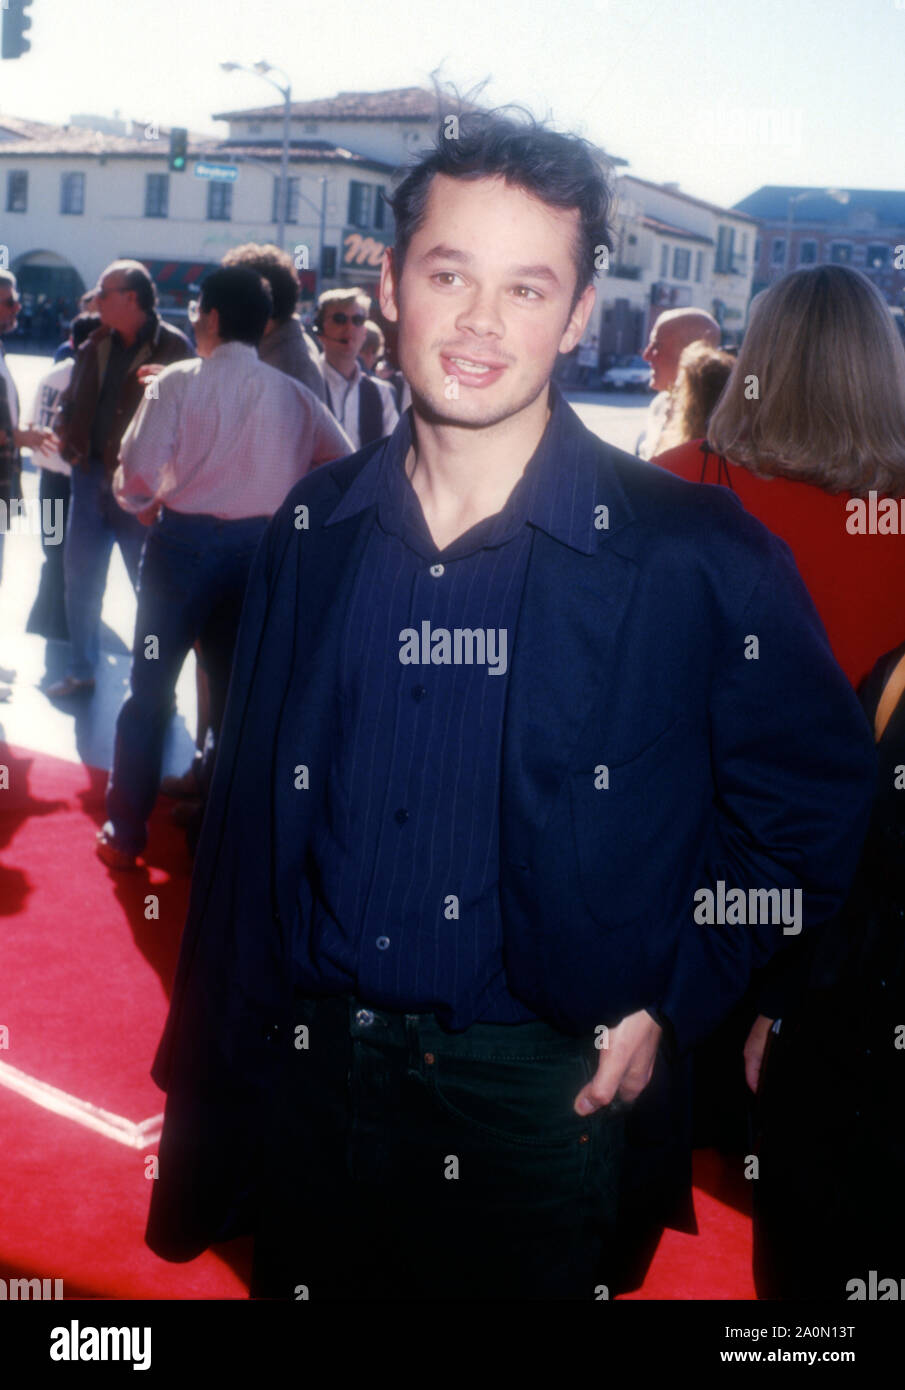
[47,676,96,698]
[95,828,138,870]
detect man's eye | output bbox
[513,286,542,300]
[432,272,463,286]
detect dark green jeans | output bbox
[250,994,626,1300]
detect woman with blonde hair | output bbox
[655,341,735,454]
[654,264,905,689]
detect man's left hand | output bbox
[574,1008,662,1114]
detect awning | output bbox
[137,259,219,294]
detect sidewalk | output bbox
[0,458,197,778]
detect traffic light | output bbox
[1,0,33,60]
[169,128,188,173]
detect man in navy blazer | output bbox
[146,106,876,1299]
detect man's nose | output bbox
[456,288,505,337]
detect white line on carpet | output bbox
[0,1059,163,1149]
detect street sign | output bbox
[194,162,239,183]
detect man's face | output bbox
[96,270,137,333]
[320,299,368,369]
[642,318,683,392]
[0,281,21,336]
[379,173,593,428]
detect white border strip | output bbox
[0,1059,162,1149]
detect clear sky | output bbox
[1,0,903,208]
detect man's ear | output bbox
[558,283,597,355]
[379,248,400,325]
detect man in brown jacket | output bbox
[49,260,193,697]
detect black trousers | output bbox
[250,994,627,1301]
[26,468,71,640]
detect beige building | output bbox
[581,175,759,363]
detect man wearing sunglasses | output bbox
[49,260,193,697]
[0,270,58,598]
[315,287,398,449]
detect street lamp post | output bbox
[221,59,292,249]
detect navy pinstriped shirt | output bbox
[296,383,598,1030]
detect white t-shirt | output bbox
[27,358,73,476]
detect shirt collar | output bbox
[325,381,599,555]
[323,357,361,391]
[210,339,259,362]
[113,311,158,352]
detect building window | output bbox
[248,123,262,134]
[659,243,669,277]
[374,185,388,231]
[144,173,169,218]
[303,122,319,134]
[715,225,735,273]
[60,171,85,215]
[830,242,853,264]
[6,170,27,212]
[770,237,786,266]
[207,181,233,221]
[672,247,691,279]
[694,250,703,282]
[865,243,889,270]
[798,239,818,265]
[272,177,300,224]
[348,180,374,228]
[754,237,761,264]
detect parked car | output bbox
[601,355,653,392]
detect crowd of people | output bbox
[0,249,404,853]
[1,102,904,1301]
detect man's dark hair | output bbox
[386,98,614,315]
[199,266,273,346]
[70,312,101,348]
[221,242,299,324]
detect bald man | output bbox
[636,308,721,460]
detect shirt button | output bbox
[429,563,445,577]
[394,807,409,825]
[376,936,391,951]
[355,1008,375,1026]
[412,684,427,701]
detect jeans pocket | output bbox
[426,1046,594,1149]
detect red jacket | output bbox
[653,438,905,689]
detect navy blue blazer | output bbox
[146,395,876,1261]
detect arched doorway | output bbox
[11,251,86,343]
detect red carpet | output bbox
[0,741,753,1299]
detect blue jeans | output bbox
[104,506,268,855]
[63,458,147,680]
[250,995,627,1300]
